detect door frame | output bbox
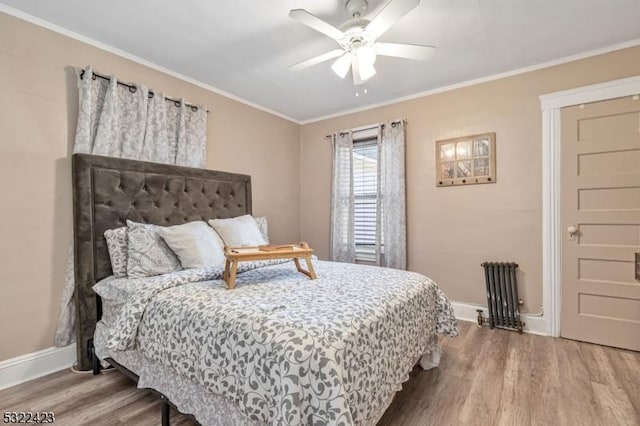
[539,75,640,337]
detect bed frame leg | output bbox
[161,398,170,426]
[90,341,101,375]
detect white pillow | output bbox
[253,216,269,243]
[208,214,268,247]
[160,221,226,269]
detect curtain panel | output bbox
[380,121,407,270]
[55,66,208,346]
[330,131,356,263]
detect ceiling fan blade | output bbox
[289,9,345,41]
[375,42,435,60]
[331,53,353,78]
[290,49,345,71]
[365,0,420,40]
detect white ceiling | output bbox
[2,0,640,122]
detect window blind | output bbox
[353,138,379,262]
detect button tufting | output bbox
[174,202,179,207]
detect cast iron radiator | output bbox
[481,262,524,332]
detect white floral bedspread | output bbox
[96,260,457,425]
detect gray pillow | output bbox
[160,221,226,269]
[126,220,182,278]
[104,227,128,277]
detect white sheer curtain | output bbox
[54,66,207,346]
[380,120,407,270]
[329,121,406,270]
[330,131,356,263]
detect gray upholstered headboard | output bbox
[72,153,252,370]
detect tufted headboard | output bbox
[72,153,252,370]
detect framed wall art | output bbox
[436,132,496,187]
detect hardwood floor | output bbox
[1,321,638,425]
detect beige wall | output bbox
[300,46,640,315]
[0,13,300,361]
[2,9,639,362]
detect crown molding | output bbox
[2,3,640,126]
[0,4,300,124]
[300,38,640,124]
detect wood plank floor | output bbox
[1,321,638,425]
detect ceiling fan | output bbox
[289,0,434,85]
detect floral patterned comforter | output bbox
[96,260,457,425]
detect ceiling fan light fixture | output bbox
[357,60,376,82]
[355,45,377,82]
[356,44,377,66]
[331,53,353,78]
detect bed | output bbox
[72,153,458,425]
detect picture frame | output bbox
[436,132,496,187]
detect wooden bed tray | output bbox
[223,241,317,289]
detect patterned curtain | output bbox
[330,131,356,263]
[380,121,407,270]
[54,66,207,346]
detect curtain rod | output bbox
[324,119,406,139]
[79,69,210,114]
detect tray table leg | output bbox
[304,255,317,279]
[223,259,230,284]
[227,260,238,289]
[294,256,317,280]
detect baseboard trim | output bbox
[451,301,548,336]
[0,344,76,391]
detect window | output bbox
[330,120,406,268]
[353,136,381,262]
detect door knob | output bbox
[567,225,578,240]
